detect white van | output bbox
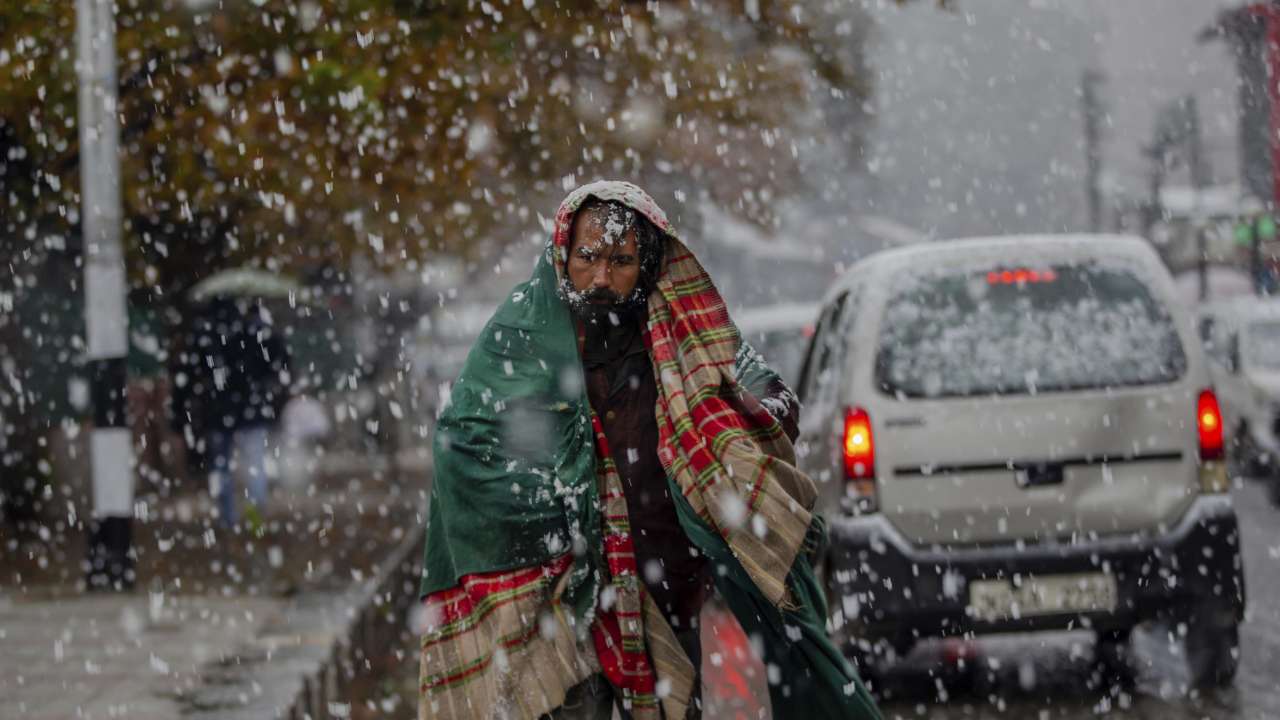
[1197,297,1280,501]
[796,235,1245,689]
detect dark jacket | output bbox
[170,300,290,440]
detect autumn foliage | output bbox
[2,0,873,293]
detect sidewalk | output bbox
[0,578,422,720]
[1,450,429,720]
[0,593,283,719]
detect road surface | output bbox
[702,478,1280,719]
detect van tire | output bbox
[817,555,887,694]
[1095,628,1136,690]
[846,644,879,685]
[845,639,899,698]
[1231,421,1270,479]
[1185,608,1239,689]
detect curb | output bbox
[285,524,424,720]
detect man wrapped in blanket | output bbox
[418,181,881,720]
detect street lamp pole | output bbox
[76,0,135,590]
[1186,97,1210,302]
[1081,69,1105,233]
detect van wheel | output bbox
[1232,422,1269,479]
[845,639,895,697]
[1185,607,1239,689]
[846,644,878,681]
[817,555,864,673]
[817,553,898,696]
[1095,628,1136,690]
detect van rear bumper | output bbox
[824,494,1246,648]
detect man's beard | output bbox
[563,281,648,327]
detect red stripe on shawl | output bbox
[593,611,657,696]
[427,555,574,627]
[588,413,658,698]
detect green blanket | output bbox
[422,248,604,622]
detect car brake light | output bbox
[1197,389,1224,461]
[986,268,1058,285]
[843,407,875,479]
[1196,389,1230,493]
[842,407,878,514]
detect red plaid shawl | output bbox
[646,242,816,610]
[420,181,814,719]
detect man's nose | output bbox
[591,261,610,288]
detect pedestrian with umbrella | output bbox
[171,269,294,528]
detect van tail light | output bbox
[1197,389,1224,461]
[1197,389,1230,493]
[843,407,879,514]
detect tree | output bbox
[3,0,929,525]
[3,0,879,295]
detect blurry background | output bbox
[3,0,1270,504]
[2,1,1279,717]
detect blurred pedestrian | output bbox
[418,181,880,720]
[170,297,291,527]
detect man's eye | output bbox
[612,256,636,265]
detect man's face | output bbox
[566,206,642,307]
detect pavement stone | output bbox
[0,454,430,720]
[0,593,284,719]
[0,587,368,719]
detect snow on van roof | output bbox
[862,234,1150,265]
[829,234,1156,295]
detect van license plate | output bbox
[968,573,1116,622]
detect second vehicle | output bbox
[796,234,1246,691]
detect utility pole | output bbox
[77,0,134,590]
[1081,70,1105,232]
[1186,97,1210,302]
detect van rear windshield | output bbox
[876,263,1187,398]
